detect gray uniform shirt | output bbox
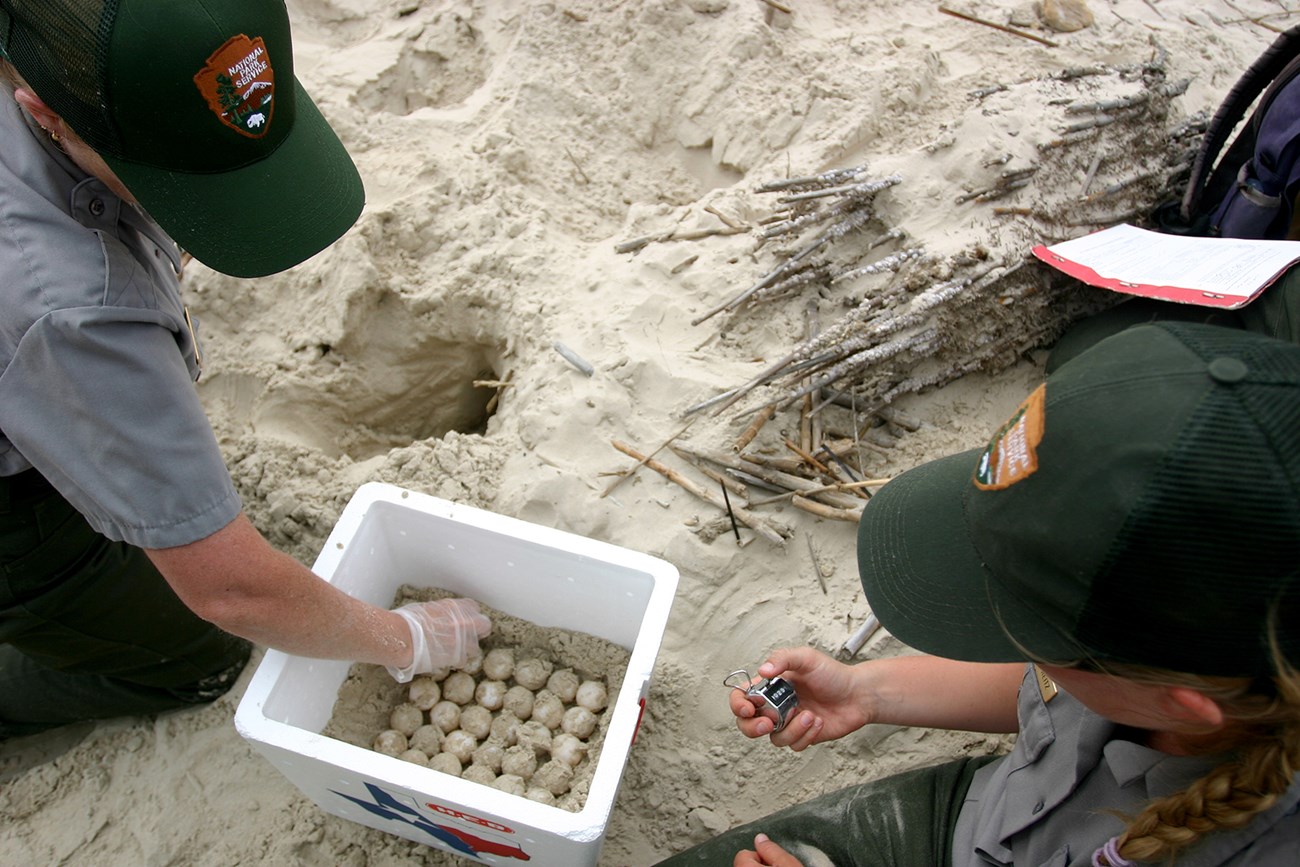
[0,91,241,548]
[952,665,1300,866]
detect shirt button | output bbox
[89,198,106,217]
[1032,799,1045,814]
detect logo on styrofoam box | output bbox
[332,782,530,861]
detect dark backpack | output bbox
[1156,24,1300,241]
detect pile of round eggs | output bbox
[370,646,610,807]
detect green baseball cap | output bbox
[858,321,1300,677]
[0,0,364,277]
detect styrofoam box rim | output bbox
[235,482,679,839]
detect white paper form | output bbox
[1031,224,1300,308]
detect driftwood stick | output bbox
[615,225,747,254]
[819,444,866,489]
[553,341,595,376]
[938,5,1060,47]
[734,404,777,452]
[681,385,745,418]
[755,165,868,193]
[785,439,835,477]
[674,447,751,501]
[805,300,821,452]
[701,465,749,503]
[792,494,864,522]
[613,440,786,544]
[679,350,798,418]
[693,209,871,326]
[739,454,807,475]
[600,419,696,498]
[807,535,828,594]
[475,371,514,416]
[725,468,789,495]
[749,477,892,506]
[673,443,865,510]
[720,483,743,543]
[704,204,746,230]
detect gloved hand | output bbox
[386,598,492,683]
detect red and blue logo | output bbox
[331,782,531,861]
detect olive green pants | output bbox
[0,470,249,738]
[655,755,999,866]
[1046,263,1300,375]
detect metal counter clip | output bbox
[724,668,800,733]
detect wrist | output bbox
[384,608,420,683]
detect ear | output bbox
[12,87,63,134]
[1165,686,1226,730]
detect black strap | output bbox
[1182,23,1300,222]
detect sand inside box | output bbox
[324,585,631,811]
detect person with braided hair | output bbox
[658,321,1300,866]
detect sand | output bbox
[0,0,1286,864]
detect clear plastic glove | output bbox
[386,598,492,683]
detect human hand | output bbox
[734,834,803,867]
[729,646,872,751]
[386,598,491,683]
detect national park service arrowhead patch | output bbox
[193,34,275,138]
[974,383,1046,490]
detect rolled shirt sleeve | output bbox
[0,306,241,549]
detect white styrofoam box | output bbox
[235,482,678,866]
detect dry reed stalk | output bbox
[792,494,863,522]
[733,404,777,452]
[612,440,786,544]
[600,420,695,498]
[938,5,1059,47]
[672,443,865,511]
[615,225,748,255]
[784,439,835,478]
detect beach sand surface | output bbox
[0,1,1282,863]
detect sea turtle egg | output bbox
[562,706,597,739]
[408,677,441,710]
[576,680,608,712]
[514,657,553,691]
[546,668,580,703]
[460,705,493,740]
[482,648,515,681]
[372,729,408,757]
[442,671,476,705]
[389,703,424,737]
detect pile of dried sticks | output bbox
[607,51,1203,545]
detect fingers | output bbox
[730,689,777,739]
[732,697,823,747]
[769,710,823,751]
[734,834,804,867]
[443,598,492,637]
[758,645,824,680]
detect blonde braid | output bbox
[0,57,20,89]
[1101,653,1300,864]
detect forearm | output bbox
[147,513,412,669]
[861,655,1022,733]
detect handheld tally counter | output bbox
[724,669,800,732]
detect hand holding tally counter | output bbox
[659,321,1300,867]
